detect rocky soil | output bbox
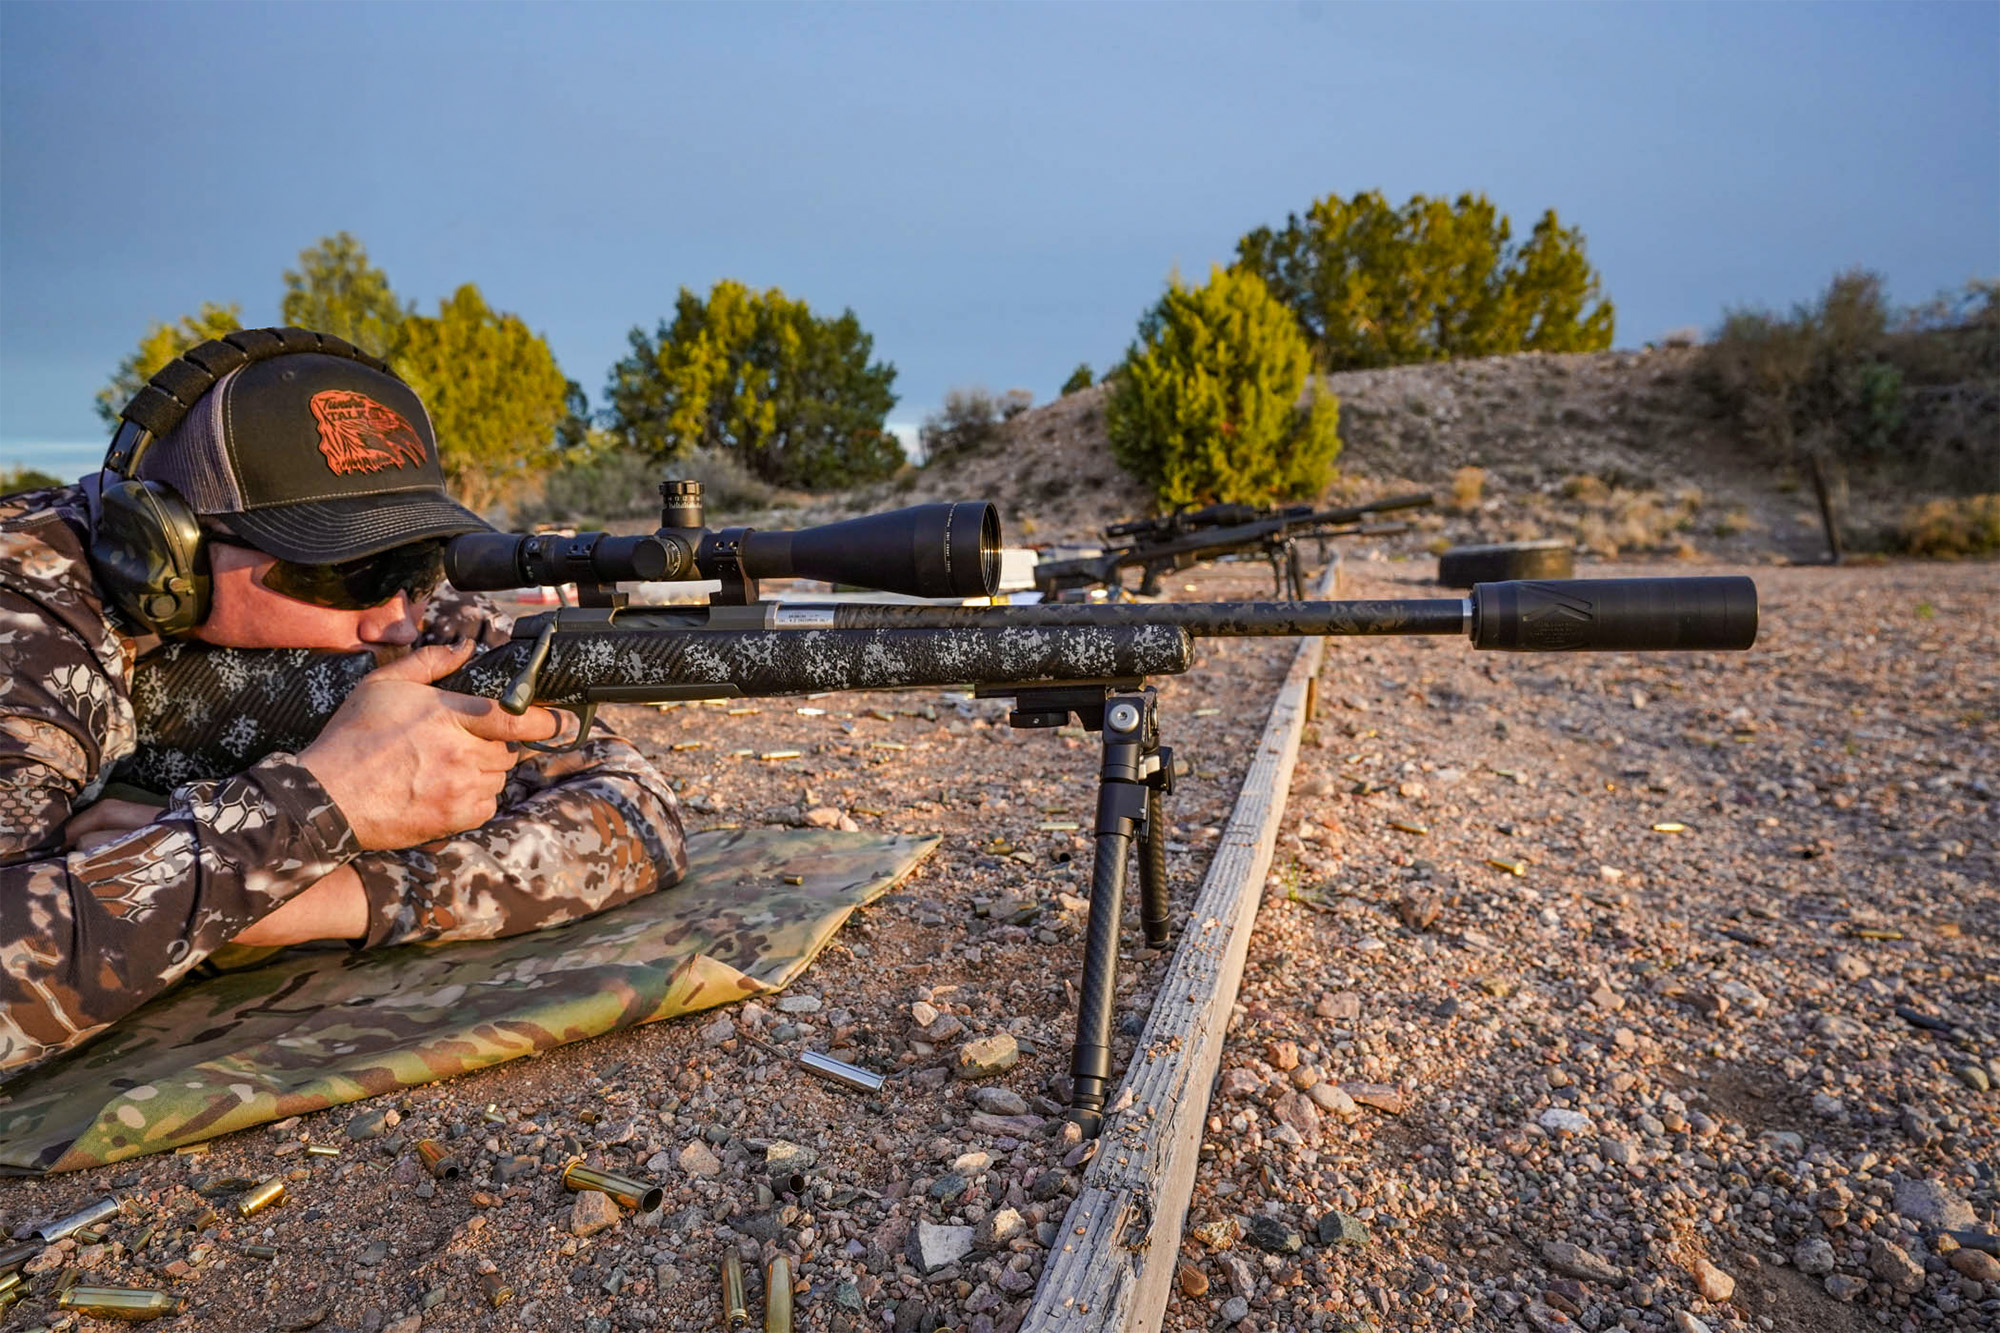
[1169,559,1998,1333]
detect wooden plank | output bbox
[1021,562,1335,1332]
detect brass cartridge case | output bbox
[241,1244,278,1259]
[57,1285,188,1321]
[764,1255,793,1333]
[37,1195,122,1242]
[0,1269,23,1297]
[720,1253,749,1330]
[560,1159,663,1213]
[305,1144,340,1158]
[415,1139,461,1180]
[480,1271,513,1307]
[236,1177,286,1218]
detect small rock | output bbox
[1246,1216,1302,1254]
[1824,1273,1868,1301]
[345,1109,389,1142]
[1541,1240,1623,1284]
[1673,1314,1711,1333]
[925,1014,967,1043]
[909,1221,975,1274]
[975,1208,1023,1250]
[910,1000,940,1028]
[1793,1237,1836,1276]
[1265,1040,1299,1071]
[776,993,822,1015]
[1956,1064,1991,1092]
[1223,1253,1255,1297]
[1220,1296,1249,1323]
[1191,1218,1237,1250]
[1829,952,1871,981]
[766,1140,816,1174]
[1588,984,1624,1012]
[1948,1247,2000,1282]
[1272,1092,1323,1138]
[1315,992,1362,1022]
[954,1033,1018,1080]
[678,1141,722,1178]
[1306,1083,1357,1116]
[1176,1263,1208,1297]
[1691,1257,1734,1302]
[357,1240,390,1268]
[699,1015,736,1046]
[1341,1083,1406,1114]
[1317,1213,1369,1247]
[1894,1178,1977,1230]
[1397,893,1441,931]
[1219,1068,1263,1099]
[803,806,843,829]
[570,1190,620,1238]
[1287,1063,1321,1090]
[383,1317,422,1333]
[1868,1239,1925,1294]
[1538,1108,1592,1135]
[970,1087,1028,1116]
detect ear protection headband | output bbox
[89,327,398,636]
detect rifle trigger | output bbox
[501,621,556,715]
[523,703,597,755]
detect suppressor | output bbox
[561,1159,665,1212]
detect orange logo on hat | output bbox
[309,390,429,475]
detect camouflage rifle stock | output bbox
[1034,492,1435,600]
[116,480,1758,1136]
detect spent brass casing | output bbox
[0,1289,19,1318]
[0,1240,38,1272]
[305,1144,340,1158]
[415,1139,461,1180]
[560,1159,663,1213]
[798,1050,885,1094]
[37,1195,122,1242]
[0,1269,23,1297]
[241,1244,278,1260]
[721,1253,749,1330]
[57,1286,187,1320]
[480,1271,513,1307]
[236,1177,286,1218]
[764,1255,793,1333]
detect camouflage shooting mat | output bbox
[0,827,936,1174]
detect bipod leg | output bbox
[1138,784,1170,949]
[1068,690,1158,1137]
[1284,539,1307,600]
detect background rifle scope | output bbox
[444,481,1001,600]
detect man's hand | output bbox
[298,642,562,851]
[63,798,161,854]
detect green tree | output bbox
[393,284,571,513]
[1060,363,1094,396]
[95,302,245,427]
[280,232,409,359]
[604,280,902,491]
[1107,266,1342,508]
[1234,190,1614,370]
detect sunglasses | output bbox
[213,537,447,610]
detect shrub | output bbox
[919,387,1006,463]
[512,443,783,530]
[1235,190,1614,371]
[1896,494,2000,558]
[1106,266,1341,508]
[1000,389,1033,420]
[2,465,63,496]
[1060,363,1094,396]
[1449,466,1487,512]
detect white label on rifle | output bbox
[774,607,838,628]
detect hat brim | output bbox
[215,491,492,564]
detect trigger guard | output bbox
[521,703,597,753]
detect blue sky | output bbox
[3,1,1995,473]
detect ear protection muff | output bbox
[88,327,399,635]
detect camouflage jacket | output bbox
[0,485,687,1076]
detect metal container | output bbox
[57,1286,188,1321]
[236,1177,286,1218]
[720,1253,749,1330]
[798,1050,885,1094]
[764,1255,793,1333]
[560,1159,663,1213]
[36,1196,121,1242]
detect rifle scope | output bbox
[445,499,1001,601]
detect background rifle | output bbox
[120,480,1756,1135]
[1034,492,1434,600]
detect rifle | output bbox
[1034,492,1435,601]
[121,480,1757,1135]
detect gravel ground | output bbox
[0,567,1296,1333]
[1167,559,1999,1333]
